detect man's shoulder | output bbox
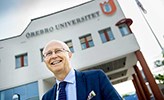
[78,69,105,78]
[82,69,105,75]
[42,85,56,100]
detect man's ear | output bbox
[68,52,72,58]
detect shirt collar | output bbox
[56,68,75,88]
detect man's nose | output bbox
[50,51,58,58]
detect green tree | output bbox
[122,94,130,98]
[155,74,164,84]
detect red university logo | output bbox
[100,0,116,15]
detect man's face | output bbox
[43,42,72,75]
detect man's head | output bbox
[42,40,72,79]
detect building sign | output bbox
[55,11,100,30]
[26,27,54,39]
[25,0,117,39]
[26,11,100,38]
[100,0,116,15]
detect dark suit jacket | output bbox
[42,69,122,100]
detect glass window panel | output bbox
[26,82,39,98]
[1,89,13,100]
[65,40,74,53]
[70,47,74,53]
[81,43,86,49]
[24,54,28,66]
[13,85,26,100]
[100,32,107,43]
[86,35,92,41]
[107,30,115,40]
[88,40,94,47]
[0,91,5,100]
[16,57,21,68]
[13,86,25,95]
[119,27,124,36]
[119,25,130,36]
[67,42,72,47]
[80,38,85,43]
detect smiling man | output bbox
[42,40,122,100]
[43,40,72,81]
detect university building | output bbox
[0,0,163,99]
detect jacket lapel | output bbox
[75,70,87,100]
[52,84,57,100]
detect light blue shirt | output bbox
[56,68,77,100]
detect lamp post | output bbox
[135,0,164,53]
[135,1,164,99]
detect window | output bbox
[79,34,94,50]
[15,53,28,69]
[65,40,74,53]
[118,24,131,36]
[40,48,44,62]
[99,27,115,43]
[0,82,39,100]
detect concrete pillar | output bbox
[135,50,164,100]
[133,65,151,100]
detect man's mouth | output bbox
[50,60,62,65]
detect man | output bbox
[42,40,122,100]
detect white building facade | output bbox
[1,0,161,100]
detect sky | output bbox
[0,0,164,96]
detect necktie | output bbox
[58,81,67,100]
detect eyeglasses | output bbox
[43,48,69,58]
